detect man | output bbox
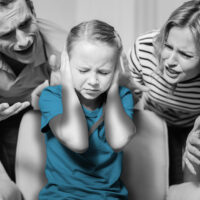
[0,0,66,198]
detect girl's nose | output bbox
[88,74,99,86]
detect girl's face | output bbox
[69,40,117,105]
[161,26,200,84]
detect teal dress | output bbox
[39,85,134,200]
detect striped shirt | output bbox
[128,30,200,127]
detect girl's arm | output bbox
[48,52,88,153]
[105,59,136,152]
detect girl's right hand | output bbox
[49,49,73,87]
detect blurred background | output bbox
[33,0,186,52]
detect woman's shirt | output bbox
[128,30,200,127]
[39,85,134,200]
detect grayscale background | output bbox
[33,0,185,52]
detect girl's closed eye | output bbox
[78,68,90,73]
[98,70,111,75]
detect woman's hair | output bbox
[66,19,122,57]
[154,0,200,66]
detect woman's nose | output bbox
[166,50,178,67]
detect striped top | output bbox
[128,30,200,127]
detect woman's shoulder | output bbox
[136,29,160,41]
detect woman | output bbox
[128,0,200,186]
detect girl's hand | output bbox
[184,116,200,174]
[49,49,73,87]
[115,53,149,92]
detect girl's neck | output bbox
[77,91,106,111]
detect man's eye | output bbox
[19,19,31,29]
[1,31,14,39]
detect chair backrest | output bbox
[121,109,168,200]
[16,109,168,200]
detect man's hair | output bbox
[0,0,35,15]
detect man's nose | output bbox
[15,29,32,50]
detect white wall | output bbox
[33,0,186,52]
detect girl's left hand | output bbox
[111,54,149,92]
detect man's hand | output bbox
[0,101,30,122]
[0,162,22,200]
[184,116,200,175]
[31,80,49,110]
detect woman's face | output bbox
[69,40,117,105]
[161,26,200,84]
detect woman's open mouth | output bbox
[165,66,180,78]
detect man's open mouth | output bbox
[16,43,34,55]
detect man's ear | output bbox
[26,0,36,16]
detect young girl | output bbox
[38,20,135,199]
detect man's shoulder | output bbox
[37,18,68,65]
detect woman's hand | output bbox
[184,116,200,175]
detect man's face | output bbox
[0,0,44,64]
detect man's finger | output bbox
[49,54,58,71]
[1,102,22,115]
[0,103,9,112]
[32,80,49,97]
[12,101,30,115]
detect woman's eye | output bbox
[164,43,173,50]
[179,52,193,59]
